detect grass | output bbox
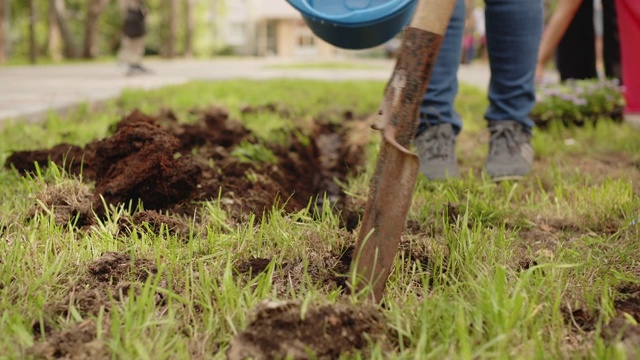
[2,79,640,359]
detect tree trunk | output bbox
[0,0,6,64]
[164,0,179,58]
[83,0,109,58]
[48,0,63,62]
[29,0,37,64]
[184,0,194,57]
[50,0,79,58]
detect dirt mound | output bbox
[27,179,94,227]
[45,252,161,318]
[29,252,170,359]
[234,248,352,295]
[602,285,640,338]
[92,110,202,217]
[28,320,108,360]
[5,106,370,223]
[563,284,640,357]
[5,143,93,178]
[118,209,191,239]
[233,236,446,297]
[227,300,389,359]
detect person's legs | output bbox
[130,37,146,66]
[483,0,542,179]
[413,0,464,180]
[118,36,134,65]
[615,0,640,122]
[417,0,465,134]
[602,0,622,81]
[484,0,542,126]
[555,0,597,81]
[126,37,151,75]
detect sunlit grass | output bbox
[2,80,640,358]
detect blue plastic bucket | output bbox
[286,0,418,50]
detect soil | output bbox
[5,106,370,226]
[562,284,640,356]
[11,105,375,359]
[118,209,191,240]
[11,103,634,358]
[42,252,163,319]
[29,252,168,359]
[227,300,389,359]
[233,234,447,299]
[28,320,109,360]
[234,244,353,295]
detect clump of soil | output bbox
[28,179,94,228]
[234,249,352,295]
[602,285,640,341]
[563,284,640,356]
[28,320,109,360]
[118,210,191,240]
[234,235,448,296]
[233,229,354,295]
[46,252,161,318]
[30,252,170,359]
[5,106,370,224]
[91,110,202,217]
[4,143,94,179]
[227,300,389,359]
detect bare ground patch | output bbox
[227,300,389,359]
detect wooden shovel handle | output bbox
[410,0,457,35]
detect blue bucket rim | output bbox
[286,0,415,25]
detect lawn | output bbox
[1,79,640,359]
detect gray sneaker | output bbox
[485,120,534,181]
[413,123,459,180]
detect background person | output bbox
[118,0,151,76]
[536,0,620,82]
[414,0,543,181]
[615,0,640,125]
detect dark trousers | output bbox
[556,0,621,81]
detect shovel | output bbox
[350,0,457,303]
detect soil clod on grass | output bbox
[47,252,161,318]
[5,143,91,178]
[92,110,202,217]
[28,320,109,360]
[562,284,640,355]
[27,179,94,228]
[31,253,169,360]
[118,209,191,239]
[5,106,369,224]
[227,300,389,360]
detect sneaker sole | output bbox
[491,174,524,182]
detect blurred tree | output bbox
[165,0,179,57]
[2,0,222,63]
[29,0,37,63]
[50,0,79,58]
[83,0,110,58]
[47,0,63,61]
[184,0,194,57]
[0,0,6,63]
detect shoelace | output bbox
[487,122,521,156]
[422,127,453,160]
[418,108,453,160]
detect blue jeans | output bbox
[417,0,543,135]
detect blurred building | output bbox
[253,0,339,57]
[211,0,384,58]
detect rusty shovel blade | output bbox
[350,127,419,302]
[349,26,445,303]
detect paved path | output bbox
[0,57,493,127]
